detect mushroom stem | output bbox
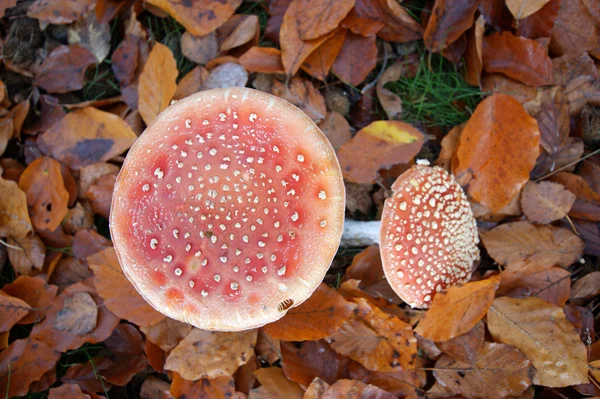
[341,219,381,247]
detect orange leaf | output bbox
[170,373,236,399]
[2,276,57,324]
[520,181,575,224]
[88,247,166,326]
[549,172,600,221]
[571,271,600,302]
[550,0,600,57]
[437,321,485,364]
[346,361,425,398]
[487,296,588,387]
[138,42,178,126]
[353,0,423,43]
[220,14,260,52]
[48,384,90,399]
[239,47,285,74]
[146,0,243,37]
[173,66,209,100]
[321,379,396,399]
[6,234,45,276]
[338,120,424,184]
[317,111,352,153]
[414,275,500,342]
[327,298,417,372]
[27,0,95,24]
[482,32,553,87]
[18,157,69,231]
[454,93,540,212]
[516,0,561,39]
[424,0,480,53]
[0,291,30,332]
[180,31,218,65]
[271,76,326,122]
[0,177,32,239]
[263,283,356,341]
[302,28,347,81]
[281,340,349,386]
[464,15,485,86]
[331,32,377,86]
[34,45,97,93]
[498,267,571,307]
[140,317,193,352]
[294,0,354,40]
[340,9,385,36]
[253,367,304,399]
[85,173,116,219]
[506,0,551,19]
[255,329,281,365]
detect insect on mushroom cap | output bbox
[379,165,479,308]
[109,88,345,331]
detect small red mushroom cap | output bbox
[380,165,479,308]
[110,88,345,331]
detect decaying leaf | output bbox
[506,0,552,19]
[549,172,600,221]
[488,297,588,387]
[321,379,396,399]
[282,340,349,386]
[571,272,600,302]
[239,47,285,74]
[331,32,378,86]
[498,267,571,307]
[53,291,98,336]
[170,374,236,399]
[68,12,111,63]
[2,276,58,324]
[521,181,576,224]
[338,120,424,184]
[253,367,304,399]
[200,62,249,90]
[0,291,30,332]
[302,28,347,81]
[550,0,600,57]
[464,15,486,86]
[423,0,480,53]
[27,0,95,24]
[255,329,281,365]
[48,384,91,399]
[173,66,209,101]
[317,112,352,153]
[352,0,423,43]
[140,317,193,352]
[6,234,46,276]
[437,321,485,364]
[34,45,97,93]
[0,177,32,239]
[294,0,354,40]
[271,76,326,122]
[181,31,218,65]
[219,14,259,52]
[376,56,418,120]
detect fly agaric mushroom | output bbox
[379,165,479,308]
[110,88,345,331]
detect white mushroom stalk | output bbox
[340,219,382,247]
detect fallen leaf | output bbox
[60,357,115,393]
[340,8,385,36]
[331,32,378,86]
[376,56,419,120]
[454,94,540,212]
[434,342,533,399]
[353,0,423,43]
[571,272,600,302]
[327,298,417,372]
[321,379,396,399]
[0,291,30,332]
[0,117,13,157]
[85,173,116,219]
[294,0,354,41]
[304,378,330,399]
[0,177,32,239]
[423,0,480,53]
[220,14,259,52]
[23,95,66,135]
[573,219,600,257]
[550,0,600,56]
[271,76,326,122]
[487,296,588,387]
[53,291,98,336]
[18,157,69,231]
[165,328,257,380]
[338,120,424,184]
[6,234,46,276]
[170,374,235,399]
[464,15,485,86]
[253,367,304,399]
[145,338,165,373]
[48,384,91,399]
[437,321,485,364]
[282,340,349,386]
[2,276,57,324]
[239,47,285,74]
[146,0,243,37]
[552,52,600,116]
[481,73,538,104]
[480,221,584,270]
[521,181,575,224]
[346,361,425,398]
[506,0,551,19]
[201,62,249,90]
[498,267,571,307]
[27,0,95,24]
[302,28,347,81]
[531,86,570,161]
[68,12,111,63]
[181,31,218,65]
[482,32,553,87]
[37,107,137,170]
[415,275,500,342]
[516,0,561,38]
[173,66,209,100]
[111,12,146,87]
[263,283,356,341]
[138,42,178,126]
[0,338,59,398]
[34,45,97,93]
[255,329,281,365]
[549,172,600,221]
[264,0,293,44]
[317,112,352,153]
[141,376,170,399]
[140,317,193,352]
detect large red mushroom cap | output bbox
[110,88,345,331]
[380,165,479,308]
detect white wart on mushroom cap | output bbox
[380,165,479,308]
[110,88,345,331]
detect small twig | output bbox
[0,238,22,251]
[361,43,388,95]
[535,147,600,182]
[564,215,579,236]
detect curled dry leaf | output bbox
[37,107,137,170]
[0,177,32,239]
[331,32,378,87]
[271,76,326,122]
[170,374,235,399]
[181,31,218,65]
[239,47,285,74]
[571,271,600,302]
[294,0,354,40]
[549,172,600,221]
[498,267,571,307]
[173,66,209,101]
[521,181,576,224]
[263,283,357,341]
[6,234,46,276]
[423,0,480,53]
[321,379,396,399]
[19,157,69,231]
[353,0,423,43]
[253,367,304,399]
[302,28,347,81]
[434,342,533,399]
[464,15,485,87]
[201,62,249,90]
[376,60,410,121]
[414,275,500,342]
[140,317,193,352]
[2,276,58,324]
[34,45,97,93]
[338,120,424,184]
[164,328,258,381]
[282,340,349,386]
[531,86,570,160]
[506,0,552,19]
[27,0,95,24]
[487,296,588,387]
[0,291,30,332]
[220,14,259,52]
[138,43,178,126]
[327,298,417,372]
[454,94,540,212]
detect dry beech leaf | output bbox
[0,118,12,157]
[353,0,423,43]
[144,338,166,373]
[341,8,385,36]
[255,329,281,364]
[516,0,561,39]
[253,367,304,399]
[138,42,178,126]
[327,298,417,372]
[338,120,424,184]
[480,221,584,270]
[498,267,571,307]
[165,328,257,381]
[506,0,551,19]
[18,157,69,231]
[464,15,485,87]
[181,31,218,65]
[481,74,538,105]
[305,378,330,399]
[321,379,396,399]
[346,360,425,398]
[454,94,540,212]
[48,384,91,399]
[552,52,600,116]
[2,276,58,324]
[53,291,98,336]
[34,45,97,93]
[482,32,553,87]
[435,123,463,172]
[282,340,349,386]
[37,107,137,170]
[201,62,249,90]
[376,58,417,120]
[85,173,116,219]
[487,296,588,387]
[531,86,570,160]
[0,338,59,398]
[147,0,243,37]
[174,66,209,101]
[331,32,377,86]
[140,317,193,352]
[220,14,259,52]
[6,234,45,276]
[68,12,111,63]
[434,342,533,399]
[423,0,480,53]
[239,47,285,74]
[521,181,575,224]
[0,291,30,332]
[0,177,32,239]
[550,0,600,57]
[437,321,485,364]
[141,376,170,399]
[571,272,600,302]
[27,0,94,24]
[415,275,500,342]
[271,76,326,122]
[263,283,356,341]
[170,373,235,399]
[302,28,347,81]
[549,172,600,221]
[88,247,165,327]
[294,0,354,40]
[317,112,352,153]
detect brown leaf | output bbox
[255,329,281,365]
[48,384,91,399]
[549,172,600,221]
[0,117,13,157]
[327,298,417,372]
[282,340,349,386]
[53,291,97,337]
[145,338,166,373]
[353,0,423,43]
[0,338,59,398]
[200,62,248,90]
[464,15,485,86]
[487,296,588,387]
[340,9,385,36]
[141,376,170,399]
[434,342,533,399]
[346,361,425,398]
[173,66,209,101]
[271,76,326,122]
[550,0,600,56]
[88,247,166,326]
[294,0,354,40]
[111,13,146,87]
[263,283,356,341]
[18,157,69,231]
[571,272,600,302]
[140,317,193,352]
[531,86,570,159]
[506,0,551,19]
[220,14,259,52]
[415,275,500,342]
[2,276,57,324]
[147,0,243,37]
[331,32,377,86]
[34,45,97,93]
[521,181,575,224]
[253,367,304,399]
[454,94,540,212]
[239,47,285,74]
[181,31,218,65]
[0,177,32,239]
[321,379,396,399]
[437,321,485,364]
[138,42,178,126]
[304,378,330,399]
[552,52,600,116]
[170,374,235,399]
[480,221,584,270]
[85,173,116,219]
[376,56,418,120]
[0,291,30,332]
[27,0,95,24]
[37,107,137,170]
[516,0,561,38]
[423,0,480,53]
[482,32,553,87]
[498,267,571,307]
[164,328,257,380]
[302,28,347,81]
[317,112,352,153]
[6,234,46,276]
[338,120,424,184]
